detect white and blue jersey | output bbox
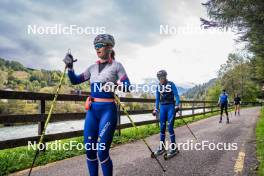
[68,59,130,97]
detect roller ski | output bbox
[219,117,222,123]
[226,117,230,124]
[151,147,165,158]
[163,148,179,160]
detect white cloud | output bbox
[0,0,242,85]
[117,28,237,84]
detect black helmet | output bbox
[157,70,167,79]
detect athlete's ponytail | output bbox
[111,50,115,60]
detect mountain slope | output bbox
[182,78,217,100]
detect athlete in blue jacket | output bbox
[218,89,229,124]
[63,34,130,176]
[152,70,180,156]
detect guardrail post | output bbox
[117,103,121,136]
[38,99,46,151]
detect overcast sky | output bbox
[0,0,242,87]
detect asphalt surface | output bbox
[10,107,260,176]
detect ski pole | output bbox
[28,57,68,176]
[176,112,198,140]
[113,94,166,172]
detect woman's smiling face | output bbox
[96,46,107,59]
[95,44,112,60]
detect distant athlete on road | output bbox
[218,89,229,124]
[152,70,180,158]
[234,94,241,116]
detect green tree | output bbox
[221,53,258,100]
[201,0,264,56]
[207,53,259,101]
[40,81,47,88]
[30,71,43,82]
[0,58,6,70]
[51,71,61,84]
[9,61,25,71]
[0,100,6,114]
[0,70,8,89]
[31,80,41,91]
[7,70,15,82]
[206,80,222,101]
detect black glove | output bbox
[152,109,159,116]
[63,53,77,69]
[174,106,180,117]
[175,106,180,113]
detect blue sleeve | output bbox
[120,77,131,92]
[155,85,160,110]
[171,82,180,106]
[68,69,90,85]
[117,63,131,92]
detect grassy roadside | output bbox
[0,111,220,175]
[256,108,264,175]
[0,107,251,176]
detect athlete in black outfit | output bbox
[234,94,241,116]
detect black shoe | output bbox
[164,148,179,160]
[153,147,165,156]
[219,120,222,123]
[226,118,230,124]
[168,148,179,155]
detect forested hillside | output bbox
[182,78,216,100]
[0,57,90,93]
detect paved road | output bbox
[11,107,260,176]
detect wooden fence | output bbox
[0,90,261,150]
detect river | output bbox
[0,109,207,141]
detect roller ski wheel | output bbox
[226,119,230,124]
[151,148,165,158]
[163,148,179,160]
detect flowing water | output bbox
[0,109,206,141]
